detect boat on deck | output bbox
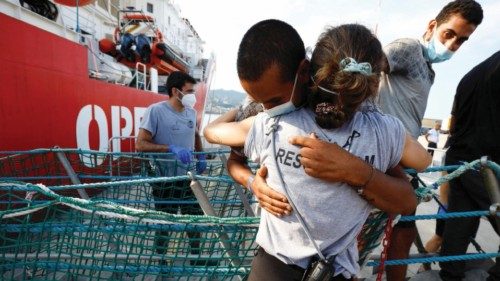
[98,9,190,75]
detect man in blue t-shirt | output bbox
[136,71,207,264]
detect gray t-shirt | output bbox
[378,38,435,138]
[244,106,405,277]
[140,101,196,176]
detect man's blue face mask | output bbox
[263,73,299,118]
[424,27,455,63]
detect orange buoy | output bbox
[98,38,116,55]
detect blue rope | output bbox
[0,175,237,191]
[367,252,500,267]
[0,261,249,274]
[405,165,462,174]
[0,176,191,190]
[488,160,500,177]
[399,210,496,221]
[194,175,236,184]
[0,223,251,233]
[0,199,247,205]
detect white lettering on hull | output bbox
[111,106,133,154]
[76,105,146,167]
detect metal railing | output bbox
[134,62,148,90]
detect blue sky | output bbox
[179,0,499,120]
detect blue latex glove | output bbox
[169,144,192,165]
[196,154,207,174]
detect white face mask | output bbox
[424,27,455,63]
[263,73,299,118]
[177,89,197,108]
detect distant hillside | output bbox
[206,89,246,111]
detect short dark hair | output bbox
[237,19,305,83]
[165,71,196,97]
[436,0,483,26]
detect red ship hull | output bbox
[0,13,209,153]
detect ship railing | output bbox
[58,0,121,38]
[134,62,148,90]
[107,136,138,154]
[107,136,138,176]
[58,3,98,37]
[130,62,157,92]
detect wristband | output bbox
[246,174,255,194]
[357,165,374,196]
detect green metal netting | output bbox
[3,149,483,280]
[0,149,254,218]
[0,149,257,280]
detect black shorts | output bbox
[248,247,352,281]
[394,176,419,228]
[427,142,437,156]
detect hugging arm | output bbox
[227,151,292,217]
[203,109,255,146]
[289,135,417,215]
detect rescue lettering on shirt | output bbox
[275,148,302,168]
[274,130,376,169]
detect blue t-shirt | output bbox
[244,105,405,278]
[140,101,196,176]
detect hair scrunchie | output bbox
[340,57,372,76]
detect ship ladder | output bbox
[135,62,147,90]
